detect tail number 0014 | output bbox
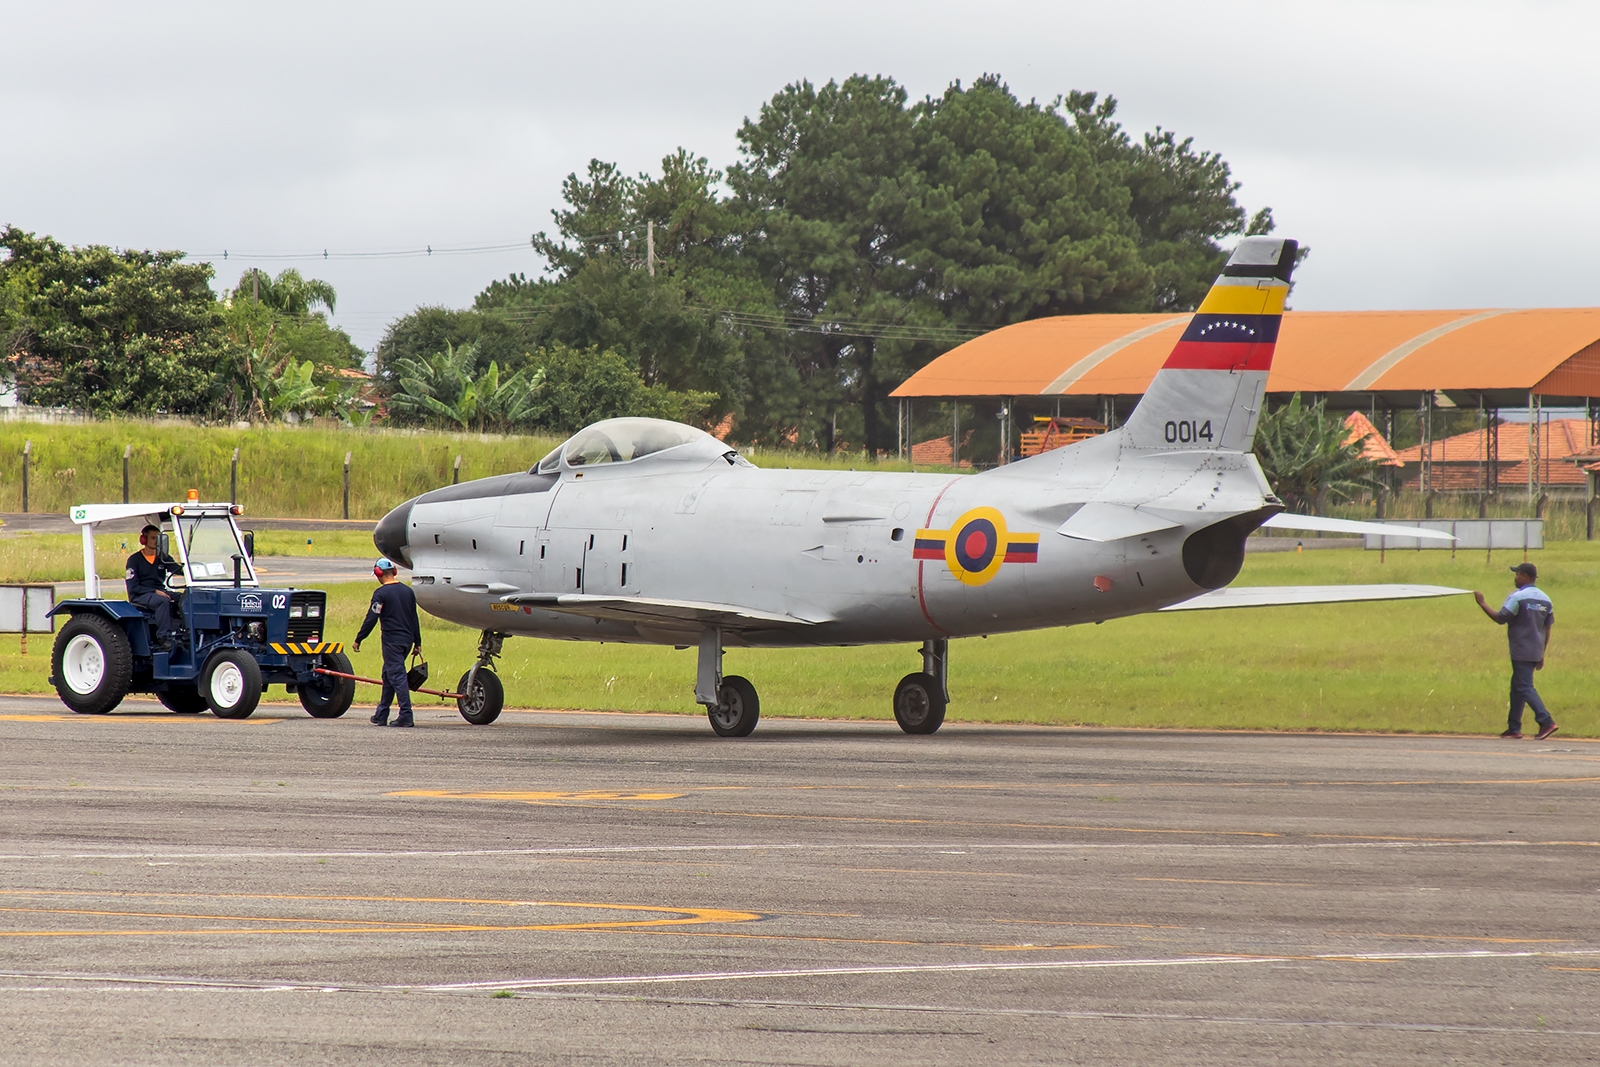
[1164,419,1213,444]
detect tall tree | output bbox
[730,75,924,454]
[1065,92,1272,311]
[1,227,223,414]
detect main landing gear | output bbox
[694,633,950,737]
[697,627,759,737]
[457,630,507,725]
[893,639,948,734]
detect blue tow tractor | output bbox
[47,500,357,719]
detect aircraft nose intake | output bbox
[374,499,414,569]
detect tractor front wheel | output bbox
[300,652,356,719]
[203,650,263,720]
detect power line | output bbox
[184,240,537,263]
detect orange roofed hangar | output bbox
[889,308,1600,491]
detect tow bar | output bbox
[313,667,465,700]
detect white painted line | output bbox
[414,947,1600,992]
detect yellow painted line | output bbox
[1136,877,1315,888]
[0,891,761,939]
[1548,966,1600,972]
[0,714,66,721]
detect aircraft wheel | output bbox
[708,675,759,737]
[51,614,132,715]
[457,668,504,725]
[156,686,207,714]
[300,652,356,718]
[203,650,262,719]
[893,672,946,735]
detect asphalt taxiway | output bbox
[1,695,1596,1065]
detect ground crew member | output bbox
[1474,562,1557,740]
[353,557,422,727]
[126,524,181,651]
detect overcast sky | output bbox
[4,0,1597,352]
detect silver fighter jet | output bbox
[374,237,1458,735]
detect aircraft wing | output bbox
[499,594,823,631]
[1160,584,1467,611]
[1259,514,1455,541]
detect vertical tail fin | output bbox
[1121,236,1298,452]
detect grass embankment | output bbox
[0,421,939,521]
[2,542,1593,736]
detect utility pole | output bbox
[646,220,655,277]
[251,270,259,306]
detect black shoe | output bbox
[369,713,389,726]
[153,639,173,653]
[389,717,414,728]
[1499,730,1523,739]
[1536,723,1559,740]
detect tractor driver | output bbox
[126,523,181,652]
[353,557,422,728]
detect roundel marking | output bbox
[943,507,1009,586]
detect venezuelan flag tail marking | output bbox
[1122,236,1298,452]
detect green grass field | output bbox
[2,542,1591,737]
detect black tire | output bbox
[156,686,207,714]
[708,675,759,737]
[300,651,356,719]
[893,672,946,735]
[456,668,504,725]
[202,649,262,719]
[51,614,133,715]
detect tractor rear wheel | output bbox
[203,650,262,719]
[300,652,356,719]
[51,614,132,715]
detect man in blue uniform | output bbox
[1474,562,1557,740]
[126,524,181,651]
[353,557,423,727]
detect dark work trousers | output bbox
[131,592,175,640]
[374,645,413,722]
[1508,659,1554,733]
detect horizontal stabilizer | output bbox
[1161,584,1467,612]
[500,593,824,631]
[1260,514,1455,541]
[1057,503,1180,542]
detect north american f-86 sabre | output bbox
[374,236,1457,736]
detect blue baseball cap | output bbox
[374,557,397,572]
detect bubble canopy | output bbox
[536,418,719,473]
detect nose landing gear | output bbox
[457,630,507,725]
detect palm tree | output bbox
[389,342,533,432]
[233,268,337,315]
[1254,393,1379,514]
